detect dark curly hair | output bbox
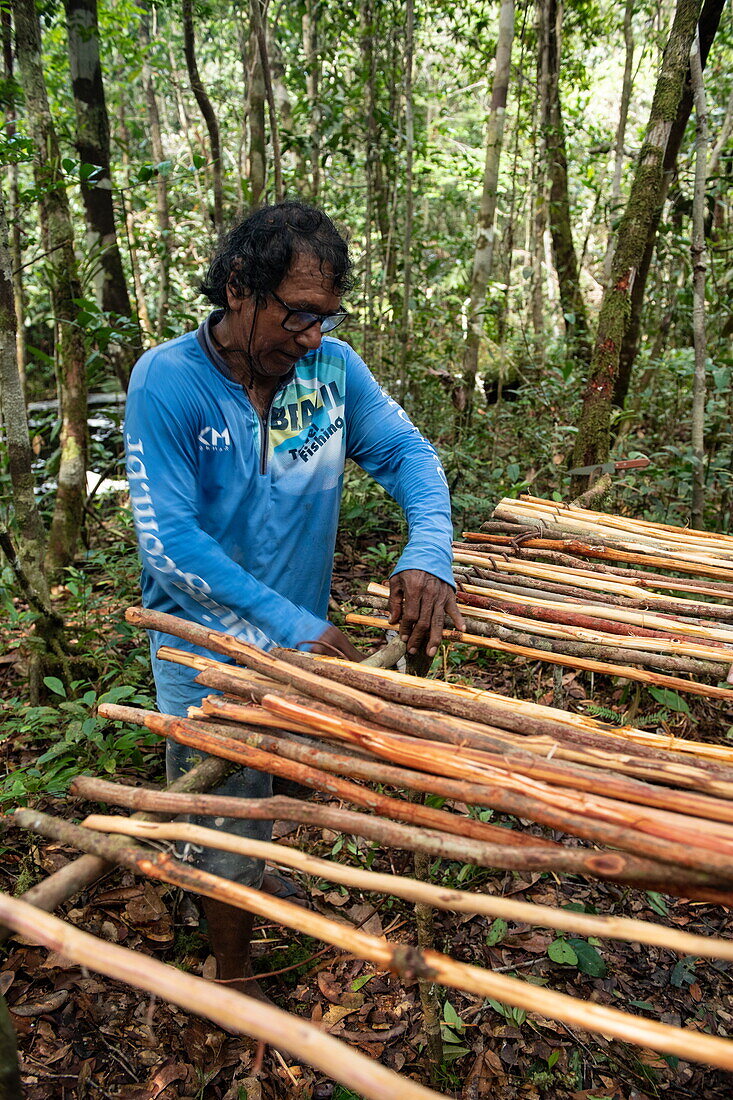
[200,201,354,309]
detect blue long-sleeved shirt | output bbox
[124,321,455,660]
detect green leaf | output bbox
[547,1050,560,1069]
[351,974,373,992]
[646,891,669,917]
[442,999,464,1031]
[485,918,508,946]
[567,938,606,977]
[43,676,66,697]
[647,687,691,715]
[547,939,578,966]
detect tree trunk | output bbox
[268,19,296,177]
[613,0,724,407]
[250,0,283,202]
[15,0,88,579]
[1,9,27,396]
[458,0,515,425]
[361,0,377,362]
[139,9,172,336]
[117,93,153,335]
[689,31,708,529]
[398,0,415,400]
[302,0,321,199]
[542,0,592,370]
[64,0,140,389]
[167,42,209,215]
[182,0,224,231]
[602,0,635,284]
[238,9,266,208]
[530,1,549,357]
[0,194,48,598]
[571,0,703,489]
[0,196,72,696]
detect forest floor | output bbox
[2,547,733,1100]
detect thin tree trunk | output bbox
[398,0,415,400]
[690,31,708,529]
[302,0,320,199]
[64,0,140,389]
[0,197,71,698]
[603,0,635,284]
[167,43,208,214]
[250,0,283,202]
[458,0,515,426]
[16,0,88,578]
[182,0,223,231]
[361,0,377,361]
[530,0,549,356]
[139,10,172,336]
[0,194,48,602]
[543,0,592,369]
[1,9,26,395]
[238,10,266,208]
[613,0,725,407]
[117,94,153,336]
[268,20,296,176]
[571,0,703,489]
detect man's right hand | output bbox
[311,624,362,662]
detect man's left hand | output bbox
[388,570,465,658]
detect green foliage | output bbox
[547,934,606,977]
[440,998,472,1061]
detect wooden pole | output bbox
[0,754,230,945]
[14,809,733,1073]
[346,613,733,702]
[99,701,733,891]
[0,890,442,1100]
[78,806,733,960]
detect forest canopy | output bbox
[1,0,732,584]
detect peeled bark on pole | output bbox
[689,31,708,529]
[98,701,733,893]
[353,595,731,680]
[77,804,733,960]
[15,0,88,578]
[458,0,515,425]
[182,0,224,231]
[571,0,704,489]
[0,891,441,1100]
[201,693,733,821]
[13,810,733,1071]
[271,649,733,773]
[0,755,230,946]
[347,611,733,702]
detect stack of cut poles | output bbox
[348,495,733,700]
[8,605,733,1084]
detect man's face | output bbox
[226,252,342,381]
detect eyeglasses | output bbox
[270,290,348,334]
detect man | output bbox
[124,201,463,1000]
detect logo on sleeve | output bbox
[198,426,232,451]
